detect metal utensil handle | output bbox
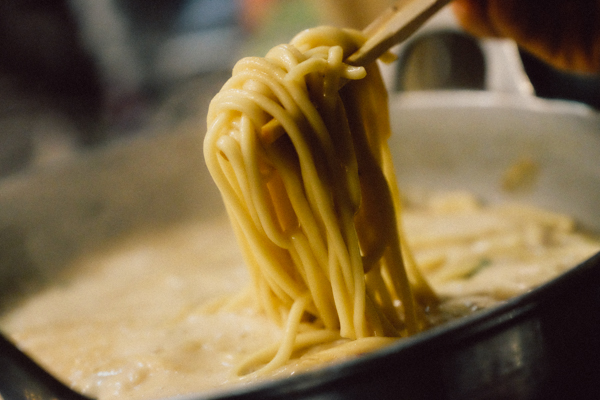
[481,38,534,96]
[378,7,535,96]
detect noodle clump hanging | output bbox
[204,26,435,376]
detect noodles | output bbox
[204,26,435,375]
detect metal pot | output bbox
[1,38,600,400]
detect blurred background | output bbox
[0,0,599,179]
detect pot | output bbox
[1,39,599,400]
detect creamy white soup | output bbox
[1,191,598,400]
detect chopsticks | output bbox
[347,0,454,66]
